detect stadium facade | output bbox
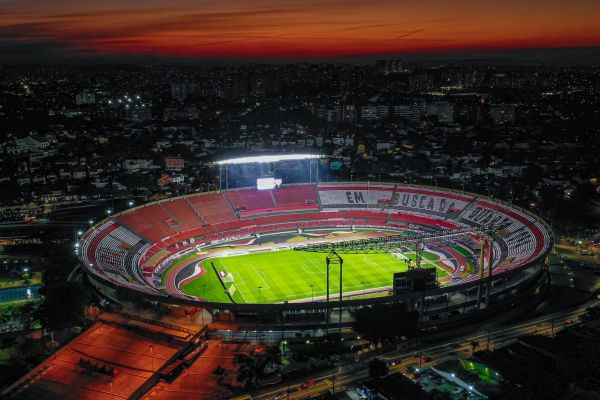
[79,182,553,330]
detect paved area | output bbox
[146,340,249,400]
[3,321,182,399]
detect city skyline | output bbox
[1,0,600,63]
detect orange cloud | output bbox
[0,0,599,59]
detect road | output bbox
[255,298,598,400]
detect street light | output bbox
[256,286,263,345]
[128,200,134,207]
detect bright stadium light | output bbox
[216,154,322,165]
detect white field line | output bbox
[297,251,340,291]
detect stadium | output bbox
[79,157,553,330]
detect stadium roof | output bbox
[216,153,323,165]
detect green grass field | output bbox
[180,248,450,304]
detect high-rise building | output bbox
[170,83,198,101]
[490,104,517,124]
[376,59,404,74]
[75,92,96,105]
[426,101,454,123]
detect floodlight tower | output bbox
[326,250,343,338]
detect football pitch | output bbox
[180,249,450,304]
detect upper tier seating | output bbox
[116,204,176,242]
[81,220,117,270]
[187,193,237,224]
[318,186,475,219]
[460,200,548,266]
[80,222,146,284]
[160,199,203,231]
[225,189,275,213]
[272,185,318,209]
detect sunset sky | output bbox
[1,0,600,62]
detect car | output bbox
[300,380,316,389]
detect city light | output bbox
[216,154,322,165]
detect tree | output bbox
[34,281,91,331]
[0,336,18,360]
[368,358,389,380]
[581,306,600,322]
[470,340,480,354]
[237,363,258,389]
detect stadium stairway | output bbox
[159,203,179,225]
[316,185,323,211]
[222,191,240,219]
[269,190,278,207]
[453,196,478,220]
[185,197,208,225]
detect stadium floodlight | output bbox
[216,154,322,165]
